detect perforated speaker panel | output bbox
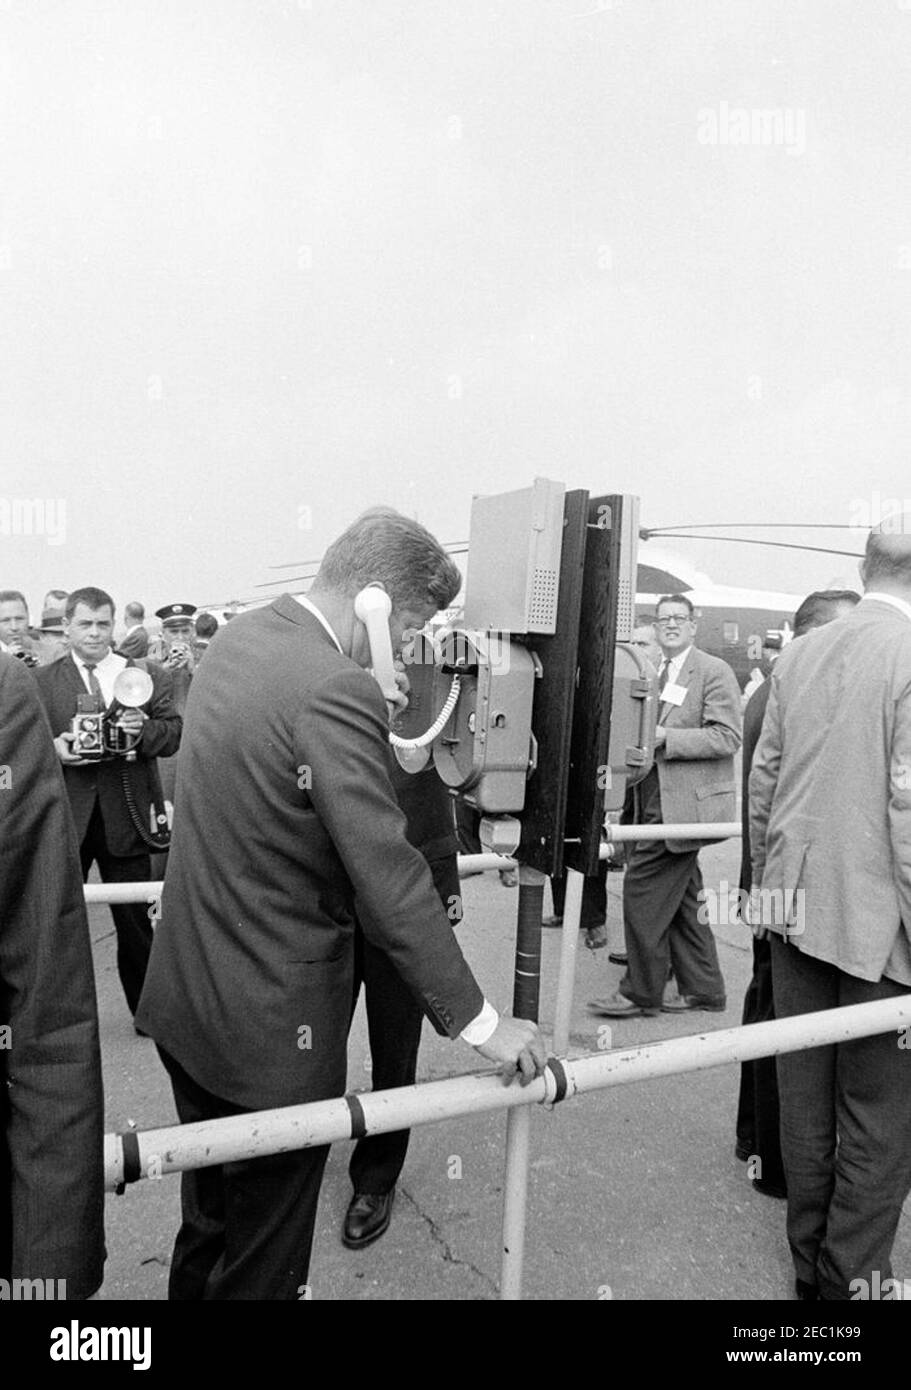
[528,566,559,629]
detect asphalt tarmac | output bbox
[93,838,911,1301]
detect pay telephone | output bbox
[353,480,658,867]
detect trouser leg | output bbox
[619,768,684,1007]
[551,866,607,927]
[348,935,425,1194]
[771,938,839,1290]
[80,802,153,1015]
[817,972,911,1300]
[666,856,726,1002]
[735,939,763,1155]
[159,1048,234,1301]
[744,936,786,1188]
[621,846,704,1007]
[348,853,458,1195]
[100,854,153,1015]
[160,1048,329,1301]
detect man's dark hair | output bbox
[861,524,911,588]
[65,586,115,621]
[314,507,462,613]
[0,589,27,609]
[793,589,860,638]
[195,611,218,640]
[655,593,695,617]
[124,600,145,622]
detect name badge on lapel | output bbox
[661,681,688,707]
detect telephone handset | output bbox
[353,584,399,714]
[353,583,461,774]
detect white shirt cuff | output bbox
[459,999,499,1046]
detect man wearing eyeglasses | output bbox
[589,593,741,1018]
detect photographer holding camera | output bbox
[147,603,199,879]
[35,586,182,1019]
[149,602,201,704]
[0,589,39,668]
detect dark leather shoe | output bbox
[751,1177,787,1200]
[541,915,564,928]
[661,991,726,1012]
[587,992,660,1018]
[608,950,628,965]
[342,1191,394,1249]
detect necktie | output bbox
[83,662,104,703]
[659,660,671,697]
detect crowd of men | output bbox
[2,510,911,1303]
[0,589,222,670]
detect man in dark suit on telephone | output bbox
[35,586,181,1018]
[136,508,546,1300]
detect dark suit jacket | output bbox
[739,677,771,892]
[391,759,459,863]
[381,759,461,920]
[35,653,182,857]
[655,646,742,851]
[117,625,149,659]
[0,654,104,1297]
[136,595,484,1110]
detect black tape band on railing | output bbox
[546,1057,569,1104]
[120,1129,142,1186]
[345,1093,367,1140]
[513,879,545,1022]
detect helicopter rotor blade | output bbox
[642,522,866,535]
[267,540,469,570]
[643,532,863,559]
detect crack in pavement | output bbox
[398,1185,498,1297]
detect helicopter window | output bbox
[723,621,739,644]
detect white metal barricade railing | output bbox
[81,824,745,903]
[103,996,911,1299]
[85,824,910,1300]
[105,996,911,1190]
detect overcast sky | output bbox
[2,0,909,615]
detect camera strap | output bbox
[120,761,172,853]
[117,664,171,851]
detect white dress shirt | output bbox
[71,648,127,706]
[292,595,343,652]
[659,644,693,693]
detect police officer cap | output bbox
[156,602,197,627]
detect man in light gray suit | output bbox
[590,593,742,1018]
[750,520,911,1301]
